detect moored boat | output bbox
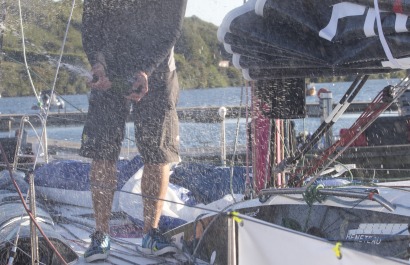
[31,90,65,112]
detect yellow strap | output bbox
[333,242,342,259]
[229,211,243,224]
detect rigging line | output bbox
[0,144,68,265]
[30,167,248,219]
[318,159,354,177]
[229,81,247,203]
[192,213,208,256]
[348,195,369,210]
[20,119,46,152]
[46,185,409,259]
[119,184,394,233]
[322,80,408,173]
[375,186,410,192]
[285,120,294,157]
[287,75,368,167]
[38,0,76,124]
[0,238,47,265]
[272,120,291,159]
[264,119,272,189]
[55,186,289,242]
[331,160,354,181]
[32,0,76,172]
[298,82,386,181]
[283,121,292,156]
[3,53,84,112]
[27,174,405,245]
[47,0,77,106]
[190,200,245,262]
[244,82,252,197]
[17,0,39,102]
[286,76,369,185]
[250,81,258,193]
[274,120,293,186]
[16,114,49,171]
[1,53,57,90]
[7,188,32,265]
[304,75,410,188]
[305,75,368,154]
[117,188,242,217]
[30,168,247,219]
[354,167,410,172]
[51,91,86,113]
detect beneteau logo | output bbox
[346,223,409,245]
[346,233,382,245]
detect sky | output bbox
[185,0,245,26]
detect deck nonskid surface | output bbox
[50,203,188,265]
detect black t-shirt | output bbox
[82,0,187,79]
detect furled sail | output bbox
[218,0,410,80]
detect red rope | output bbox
[293,87,391,186]
[0,144,68,265]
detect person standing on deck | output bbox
[79,0,187,262]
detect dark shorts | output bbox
[80,71,180,163]
[79,84,130,160]
[133,70,180,163]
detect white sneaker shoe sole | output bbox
[137,245,177,256]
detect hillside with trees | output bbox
[0,0,406,97]
[0,0,243,97]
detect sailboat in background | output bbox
[31,90,65,111]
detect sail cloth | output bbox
[237,214,406,265]
[33,157,246,230]
[218,0,410,80]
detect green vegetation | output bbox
[0,0,407,97]
[309,71,408,84]
[0,0,242,97]
[175,16,243,89]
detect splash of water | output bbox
[60,63,92,81]
[47,58,92,81]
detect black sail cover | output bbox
[217,0,410,80]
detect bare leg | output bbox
[141,163,170,234]
[90,159,117,234]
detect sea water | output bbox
[0,78,401,151]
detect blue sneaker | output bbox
[137,228,177,256]
[84,231,110,262]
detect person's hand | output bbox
[87,63,112,91]
[126,71,148,102]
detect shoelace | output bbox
[90,232,105,246]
